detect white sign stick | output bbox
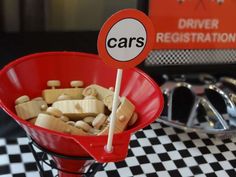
[106,68,123,152]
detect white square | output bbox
[10,163,25,174]
[173,142,186,150]
[131,147,146,156]
[6,145,21,154]
[0,175,12,177]
[137,138,151,147]
[199,164,214,173]
[26,172,41,177]
[219,161,233,170]
[130,134,136,140]
[162,161,177,171]
[188,148,202,157]
[202,154,217,163]
[133,174,147,177]
[140,163,155,174]
[222,151,235,160]
[178,133,191,141]
[158,135,171,144]
[117,167,133,177]
[215,170,231,177]
[146,154,160,163]
[194,174,207,177]
[230,136,236,142]
[143,130,157,138]
[95,171,108,177]
[167,151,182,160]
[156,171,171,177]
[193,139,205,147]
[0,139,6,146]
[125,157,140,167]
[163,127,176,135]
[226,143,236,150]
[150,122,162,129]
[17,137,29,145]
[0,155,9,165]
[21,153,35,163]
[211,138,223,145]
[208,146,221,154]
[153,144,167,153]
[178,167,193,177]
[183,157,198,166]
[41,160,53,171]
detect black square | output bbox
[41,171,54,177]
[226,169,236,177]
[13,173,26,177]
[20,145,31,153]
[217,145,229,152]
[232,150,236,157]
[9,154,22,163]
[143,125,152,130]
[143,146,155,154]
[206,173,218,177]
[24,162,38,171]
[222,139,232,143]
[159,153,171,161]
[183,141,196,148]
[187,132,199,139]
[0,165,10,175]
[209,162,223,171]
[37,152,46,159]
[127,149,134,157]
[106,170,120,177]
[6,139,17,144]
[202,139,214,146]
[129,140,140,148]
[114,161,127,168]
[229,159,236,168]
[190,166,203,175]
[147,173,158,177]
[168,135,180,142]
[173,128,184,133]
[137,155,150,164]
[169,170,182,177]
[198,147,211,154]
[154,129,166,136]
[214,153,226,161]
[179,150,191,158]
[130,165,143,175]
[174,159,187,168]
[148,138,160,145]
[152,162,165,171]
[161,123,169,128]
[0,146,7,154]
[194,156,207,164]
[135,131,146,138]
[164,143,176,151]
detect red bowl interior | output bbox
[0,51,163,161]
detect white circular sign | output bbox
[106,18,147,61]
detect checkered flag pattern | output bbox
[1,121,236,177]
[145,49,236,65]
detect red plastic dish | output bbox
[0,51,163,163]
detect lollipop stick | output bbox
[106,68,123,152]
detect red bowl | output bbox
[0,51,163,162]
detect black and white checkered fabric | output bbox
[145,49,236,66]
[1,121,236,177]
